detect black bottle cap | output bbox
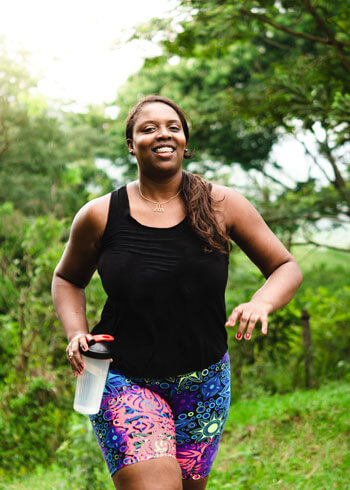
[79,334,114,360]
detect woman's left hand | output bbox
[225,300,272,340]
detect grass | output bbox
[3,381,349,489]
[291,245,350,271]
[209,380,350,489]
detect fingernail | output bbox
[245,333,251,340]
[236,332,242,340]
[229,319,234,325]
[83,345,88,351]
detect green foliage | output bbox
[0,41,114,218]
[0,5,349,483]
[0,377,70,475]
[121,0,350,244]
[55,414,113,489]
[108,48,279,173]
[2,197,348,482]
[0,203,107,477]
[225,246,350,400]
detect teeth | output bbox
[154,147,174,153]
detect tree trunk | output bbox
[301,309,313,388]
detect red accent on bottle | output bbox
[91,334,114,342]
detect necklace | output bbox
[138,183,181,212]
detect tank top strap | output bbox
[112,185,129,221]
[100,185,128,247]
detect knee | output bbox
[113,456,182,490]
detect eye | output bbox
[169,125,180,131]
[143,126,156,132]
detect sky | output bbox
[0,0,176,106]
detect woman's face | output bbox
[127,102,187,179]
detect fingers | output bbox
[66,333,89,376]
[261,316,268,335]
[244,314,259,340]
[225,307,242,328]
[226,303,269,341]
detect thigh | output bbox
[171,352,231,481]
[89,371,177,477]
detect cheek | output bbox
[179,134,187,147]
[134,138,151,153]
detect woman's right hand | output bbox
[66,332,91,377]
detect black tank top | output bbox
[91,185,229,377]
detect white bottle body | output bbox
[73,355,109,415]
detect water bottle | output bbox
[73,334,114,415]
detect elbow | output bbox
[266,257,303,291]
[52,268,86,290]
[286,257,303,294]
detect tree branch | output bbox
[259,168,295,190]
[264,213,349,225]
[319,132,347,190]
[291,240,350,253]
[259,35,292,51]
[240,8,334,45]
[300,0,350,71]
[296,137,332,183]
[239,6,350,73]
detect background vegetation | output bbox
[0,1,349,488]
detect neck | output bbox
[138,171,183,201]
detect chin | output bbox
[144,161,182,179]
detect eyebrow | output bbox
[139,119,181,125]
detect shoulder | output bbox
[210,182,248,204]
[70,192,112,246]
[209,182,255,230]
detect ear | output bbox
[127,138,134,154]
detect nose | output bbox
[157,125,171,139]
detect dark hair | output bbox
[125,95,232,254]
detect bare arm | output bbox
[217,185,303,340]
[51,195,109,374]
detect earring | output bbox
[129,150,134,154]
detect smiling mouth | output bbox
[153,146,175,153]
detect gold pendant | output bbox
[154,203,165,212]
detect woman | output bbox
[52,95,302,490]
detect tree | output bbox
[0,40,113,217]
[111,0,350,248]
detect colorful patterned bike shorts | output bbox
[89,352,231,480]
